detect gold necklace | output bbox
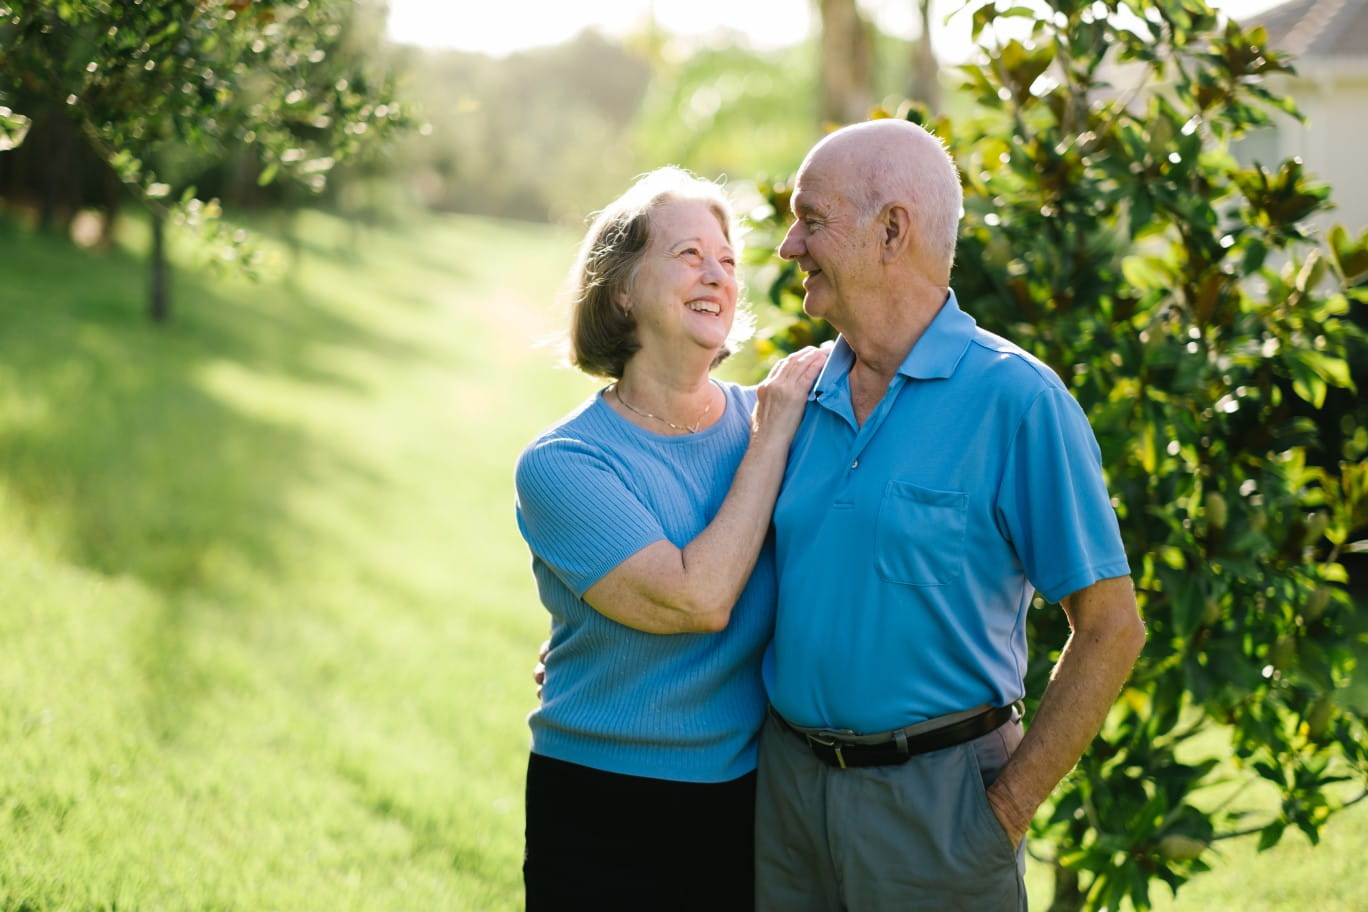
[611,384,714,434]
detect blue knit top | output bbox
[514,381,775,783]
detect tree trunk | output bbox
[818,0,874,125]
[1047,860,1086,912]
[149,209,170,324]
[97,164,121,248]
[909,0,941,110]
[38,107,72,234]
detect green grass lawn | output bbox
[0,210,1362,911]
[0,209,601,911]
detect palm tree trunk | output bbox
[818,0,874,125]
[910,0,941,110]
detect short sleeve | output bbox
[515,436,668,597]
[996,387,1131,603]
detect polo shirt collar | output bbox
[808,289,976,401]
[809,336,853,401]
[896,289,976,380]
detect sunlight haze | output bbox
[387,0,1287,59]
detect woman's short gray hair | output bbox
[567,167,746,379]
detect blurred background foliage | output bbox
[0,0,412,320]
[388,30,649,224]
[0,1,951,232]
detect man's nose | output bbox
[778,224,803,260]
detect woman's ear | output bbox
[614,289,632,315]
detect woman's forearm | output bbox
[582,348,826,634]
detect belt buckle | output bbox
[805,732,847,769]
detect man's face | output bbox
[777,151,877,328]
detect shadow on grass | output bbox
[245,208,483,300]
[0,219,451,734]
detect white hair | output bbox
[819,120,963,271]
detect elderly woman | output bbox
[514,167,825,910]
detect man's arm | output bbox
[985,574,1146,847]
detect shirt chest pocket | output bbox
[874,481,969,587]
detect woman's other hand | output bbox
[534,638,549,700]
[752,345,829,445]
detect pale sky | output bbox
[386,0,1287,59]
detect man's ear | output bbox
[880,203,913,262]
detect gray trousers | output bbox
[754,712,1027,911]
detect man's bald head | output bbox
[801,119,962,279]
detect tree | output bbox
[817,0,874,124]
[0,0,410,322]
[747,1,1368,909]
[0,86,122,243]
[908,0,939,111]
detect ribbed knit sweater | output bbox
[514,381,775,782]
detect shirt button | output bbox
[850,459,859,469]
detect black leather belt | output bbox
[772,704,1016,769]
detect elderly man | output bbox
[755,119,1147,910]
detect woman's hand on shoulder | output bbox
[752,345,829,444]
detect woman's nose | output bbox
[702,256,729,284]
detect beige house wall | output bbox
[1259,62,1368,236]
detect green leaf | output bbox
[1300,350,1353,391]
[1122,254,1169,290]
[1257,821,1287,852]
[1253,761,1286,786]
[1328,224,1368,283]
[0,105,30,151]
[1288,354,1328,408]
[1139,421,1158,474]
[997,39,1054,102]
[1241,237,1268,273]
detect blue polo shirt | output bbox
[764,291,1130,733]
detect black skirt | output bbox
[523,752,756,912]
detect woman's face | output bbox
[621,198,738,364]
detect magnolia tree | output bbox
[746,1,1368,909]
[0,0,410,321]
